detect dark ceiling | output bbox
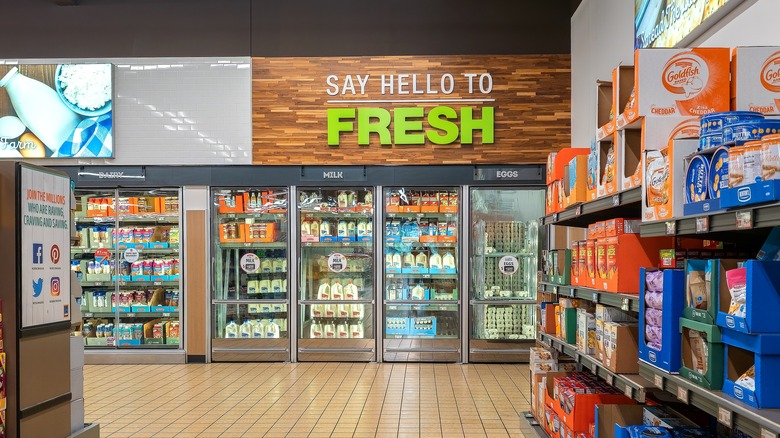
[0,0,574,58]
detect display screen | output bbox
[634,0,740,49]
[0,63,113,158]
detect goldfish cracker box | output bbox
[732,47,780,115]
[642,118,701,222]
[635,48,730,118]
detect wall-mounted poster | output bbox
[0,63,113,158]
[635,0,743,49]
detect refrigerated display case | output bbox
[297,187,376,361]
[382,187,461,362]
[469,188,543,362]
[210,188,290,361]
[73,189,182,352]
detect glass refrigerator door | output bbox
[211,188,289,362]
[73,189,120,349]
[469,188,543,362]
[297,187,375,362]
[383,187,461,362]
[114,190,182,349]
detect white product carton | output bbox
[733,47,780,115]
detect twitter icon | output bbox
[32,278,43,298]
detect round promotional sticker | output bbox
[498,255,519,276]
[240,253,260,274]
[123,247,140,263]
[328,253,347,273]
[94,247,110,263]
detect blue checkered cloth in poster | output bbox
[53,113,113,158]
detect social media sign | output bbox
[50,244,60,264]
[33,243,44,264]
[51,277,61,296]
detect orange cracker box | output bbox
[563,155,589,208]
[549,148,591,184]
[635,48,730,117]
[643,138,699,222]
[733,47,780,115]
[589,234,674,294]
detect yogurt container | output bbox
[723,120,780,145]
[685,155,710,203]
[708,146,730,199]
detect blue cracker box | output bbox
[639,268,685,373]
[715,260,780,334]
[720,180,780,208]
[721,327,780,408]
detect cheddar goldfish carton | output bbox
[733,47,780,115]
[642,138,699,222]
[635,48,730,117]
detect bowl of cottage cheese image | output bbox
[55,63,112,117]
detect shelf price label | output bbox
[621,298,630,312]
[677,386,689,404]
[126,313,136,317]
[695,216,709,234]
[84,313,93,318]
[162,313,171,317]
[624,385,633,399]
[575,205,583,216]
[736,210,753,230]
[761,428,778,438]
[154,280,163,286]
[554,342,563,352]
[552,213,558,222]
[93,282,103,287]
[590,364,598,377]
[654,374,664,389]
[592,292,600,303]
[552,286,559,295]
[605,374,614,386]
[665,221,677,236]
[612,194,620,207]
[717,407,732,427]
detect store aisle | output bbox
[84,362,533,438]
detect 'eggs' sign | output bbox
[325,72,495,147]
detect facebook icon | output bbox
[33,243,43,264]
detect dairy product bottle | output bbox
[259,280,271,297]
[273,258,285,272]
[350,321,365,339]
[403,252,415,268]
[310,320,323,338]
[364,191,373,206]
[239,320,252,338]
[251,320,264,338]
[337,220,348,237]
[318,281,331,300]
[415,252,428,269]
[353,278,364,291]
[386,250,394,269]
[338,303,350,318]
[337,191,348,208]
[282,279,288,293]
[260,258,272,273]
[311,303,324,318]
[266,320,280,338]
[271,279,283,296]
[347,221,356,239]
[330,280,344,300]
[392,252,402,269]
[357,220,367,237]
[324,322,336,338]
[337,322,350,338]
[443,252,456,270]
[429,252,442,269]
[324,304,337,318]
[411,284,425,300]
[351,304,364,319]
[366,218,373,235]
[225,320,239,338]
[344,281,358,300]
[320,220,331,237]
[0,67,81,153]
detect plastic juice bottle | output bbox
[358,220,368,237]
[225,320,238,338]
[367,218,373,235]
[386,250,394,269]
[266,320,280,338]
[347,221,356,239]
[260,259,272,273]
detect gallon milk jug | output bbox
[392,252,402,269]
[429,252,442,270]
[324,322,336,338]
[271,279,283,296]
[325,304,337,318]
[347,221,356,239]
[312,303,324,318]
[0,67,81,153]
[337,323,350,338]
[415,252,428,269]
[411,284,425,300]
[386,250,394,269]
[260,259,272,273]
[403,252,415,268]
[272,258,285,272]
[443,252,456,270]
[247,280,260,295]
[357,220,367,237]
[337,191,348,208]
[330,281,343,300]
[318,281,331,300]
[225,320,239,338]
[239,320,252,338]
[364,191,373,206]
[310,321,323,339]
[259,280,271,296]
[320,219,331,237]
[344,281,358,300]
[338,304,350,318]
[251,320,265,338]
[337,220,348,237]
[367,218,373,235]
[350,321,364,339]
[351,304,364,319]
[266,320,280,339]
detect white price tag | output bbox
[736,210,753,230]
[665,221,676,235]
[162,313,171,317]
[553,286,559,295]
[575,205,583,216]
[654,374,663,389]
[761,428,778,438]
[624,385,633,399]
[677,386,689,404]
[592,292,599,303]
[605,374,614,386]
[127,313,136,317]
[695,216,709,233]
[621,298,630,311]
[154,280,163,286]
[717,407,732,427]
[612,194,620,206]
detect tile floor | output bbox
[84,362,534,438]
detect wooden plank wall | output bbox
[252,55,571,165]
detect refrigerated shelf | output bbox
[84,311,179,318]
[219,242,287,249]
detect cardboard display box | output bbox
[732,46,780,115]
[595,304,636,364]
[576,308,596,355]
[716,260,780,334]
[564,155,589,208]
[603,322,639,374]
[597,135,619,197]
[552,374,634,433]
[679,318,724,390]
[684,259,742,324]
[594,404,644,438]
[722,327,780,408]
[618,128,642,191]
[634,48,731,118]
[587,234,673,294]
[597,81,616,141]
[639,268,685,373]
[548,148,592,185]
[614,65,638,129]
[643,138,699,222]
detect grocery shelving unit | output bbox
[542,187,641,227]
[538,282,640,312]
